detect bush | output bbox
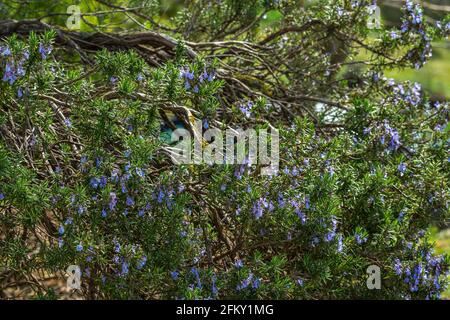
[0,0,449,299]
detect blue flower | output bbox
[109,192,117,211]
[135,168,145,178]
[38,43,52,59]
[304,196,310,210]
[99,176,107,188]
[236,273,253,291]
[1,46,11,56]
[3,62,17,84]
[137,256,147,270]
[121,261,129,276]
[126,196,135,207]
[58,225,65,235]
[0,193,4,200]
[234,259,244,269]
[239,102,252,118]
[252,199,264,219]
[390,31,400,40]
[170,270,179,280]
[76,243,83,252]
[90,177,99,189]
[355,232,367,244]
[77,205,86,215]
[311,236,320,247]
[394,259,402,276]
[252,278,261,289]
[191,267,202,289]
[398,162,407,176]
[157,190,164,203]
[64,118,72,128]
[80,155,88,164]
[296,278,304,286]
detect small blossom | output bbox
[234,259,244,269]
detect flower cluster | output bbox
[239,101,253,118]
[179,65,216,93]
[399,1,432,69]
[393,245,448,299]
[1,46,28,85]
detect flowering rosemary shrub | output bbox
[0,0,449,299]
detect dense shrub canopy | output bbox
[0,0,449,299]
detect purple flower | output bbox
[0,193,4,200]
[191,267,202,289]
[252,199,264,219]
[38,43,52,59]
[398,162,407,176]
[137,256,147,270]
[64,118,72,128]
[109,192,117,211]
[311,236,320,247]
[394,259,402,276]
[77,205,85,215]
[236,273,253,291]
[157,190,164,203]
[126,196,135,207]
[252,278,261,289]
[1,46,11,56]
[234,259,244,269]
[390,31,400,39]
[58,225,65,235]
[90,177,99,189]
[355,232,367,244]
[171,270,179,280]
[239,102,252,118]
[121,261,129,276]
[211,274,218,296]
[304,196,310,210]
